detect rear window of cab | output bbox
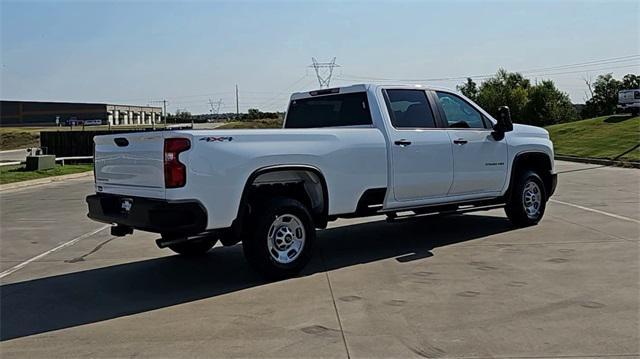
[285,92,372,128]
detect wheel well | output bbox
[235,167,329,231]
[509,152,553,198]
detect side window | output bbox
[436,91,487,129]
[385,89,436,128]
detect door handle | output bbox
[453,138,468,145]
[394,139,412,147]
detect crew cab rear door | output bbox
[432,91,508,196]
[383,89,454,201]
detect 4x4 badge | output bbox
[199,136,233,142]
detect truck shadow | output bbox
[0,213,512,341]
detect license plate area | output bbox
[100,196,134,217]
[120,198,134,215]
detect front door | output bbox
[433,91,508,196]
[385,89,454,201]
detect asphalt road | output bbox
[0,161,638,358]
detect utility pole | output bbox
[163,99,167,125]
[235,84,239,118]
[309,57,340,88]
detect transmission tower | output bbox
[309,57,340,88]
[208,98,223,115]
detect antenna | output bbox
[309,57,340,88]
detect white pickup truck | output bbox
[87,84,557,278]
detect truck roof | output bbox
[290,83,456,101]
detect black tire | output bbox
[167,238,216,256]
[505,170,547,227]
[243,197,315,279]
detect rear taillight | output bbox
[164,138,191,188]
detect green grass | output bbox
[546,115,640,162]
[217,119,283,129]
[0,128,42,150]
[0,164,93,185]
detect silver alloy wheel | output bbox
[522,180,542,219]
[266,214,306,264]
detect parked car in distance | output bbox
[617,89,640,116]
[84,119,103,126]
[86,84,557,278]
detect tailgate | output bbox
[94,132,166,197]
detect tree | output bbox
[621,74,640,89]
[475,69,530,122]
[247,108,261,120]
[457,78,479,102]
[176,109,192,121]
[582,73,622,117]
[458,69,576,126]
[524,80,577,126]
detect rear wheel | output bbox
[505,170,547,227]
[167,238,216,256]
[243,197,315,279]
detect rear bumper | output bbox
[86,194,207,235]
[617,103,640,109]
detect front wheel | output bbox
[505,170,547,227]
[243,197,315,279]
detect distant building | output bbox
[0,100,162,126]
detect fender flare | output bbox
[234,164,330,229]
[506,151,554,199]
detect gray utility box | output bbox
[25,155,56,171]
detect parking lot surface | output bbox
[0,161,638,358]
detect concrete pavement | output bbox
[0,161,638,358]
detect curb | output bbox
[555,155,640,169]
[0,171,93,192]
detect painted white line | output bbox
[0,225,110,280]
[550,199,640,224]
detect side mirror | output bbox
[492,106,513,140]
[495,106,513,132]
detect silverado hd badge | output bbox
[200,136,233,142]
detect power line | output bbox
[259,73,310,111]
[515,54,640,74]
[338,61,639,83]
[337,55,640,83]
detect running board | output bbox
[384,203,505,222]
[155,232,216,249]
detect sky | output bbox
[1,0,639,114]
